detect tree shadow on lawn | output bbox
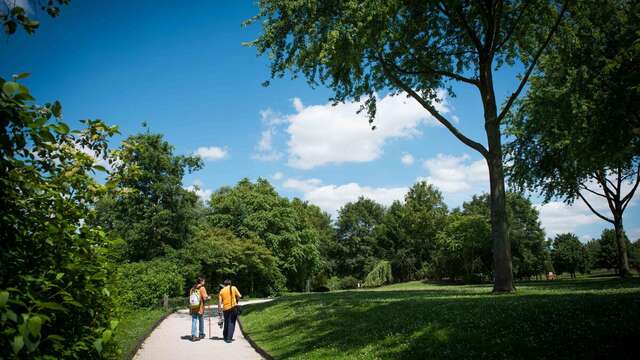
[242,288,640,360]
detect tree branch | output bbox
[595,170,617,214]
[399,52,480,86]
[579,185,607,199]
[578,191,614,224]
[378,55,489,157]
[496,0,569,123]
[493,0,532,54]
[438,1,483,51]
[621,164,640,213]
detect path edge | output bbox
[126,309,176,360]
[237,317,276,360]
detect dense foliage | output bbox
[505,0,640,276]
[208,178,322,291]
[0,75,118,358]
[95,133,203,262]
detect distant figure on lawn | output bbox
[546,272,557,280]
[218,279,242,343]
[189,277,210,341]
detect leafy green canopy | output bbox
[550,233,585,278]
[462,193,547,278]
[0,75,118,358]
[334,197,385,279]
[506,0,640,200]
[165,227,285,297]
[95,133,203,261]
[208,178,321,291]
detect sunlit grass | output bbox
[240,276,640,359]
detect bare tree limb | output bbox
[621,164,640,213]
[578,191,614,224]
[579,185,607,199]
[378,55,489,157]
[496,0,569,123]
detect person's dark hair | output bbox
[223,279,231,286]
[191,277,205,292]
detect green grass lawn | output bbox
[240,276,640,359]
[107,308,171,360]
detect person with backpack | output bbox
[189,277,210,341]
[217,279,242,343]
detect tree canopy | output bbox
[247,0,571,292]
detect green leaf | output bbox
[46,334,65,342]
[93,165,108,173]
[11,335,24,354]
[36,302,67,312]
[101,329,112,344]
[27,316,43,337]
[51,101,62,118]
[55,122,69,135]
[0,291,8,308]
[110,320,119,330]
[7,309,18,322]
[12,72,30,80]
[93,338,102,353]
[2,81,20,96]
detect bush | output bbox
[339,276,360,289]
[0,77,118,358]
[364,260,393,287]
[327,276,342,291]
[111,259,184,309]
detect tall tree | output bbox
[335,197,385,279]
[95,133,203,261]
[247,0,569,292]
[208,178,321,291]
[462,192,547,279]
[550,233,585,279]
[505,0,640,276]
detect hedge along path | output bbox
[133,299,273,360]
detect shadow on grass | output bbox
[241,277,640,360]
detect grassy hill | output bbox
[240,276,640,359]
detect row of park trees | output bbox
[2,0,639,358]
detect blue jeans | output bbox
[191,313,204,338]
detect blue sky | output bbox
[2,0,638,241]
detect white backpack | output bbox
[189,289,201,309]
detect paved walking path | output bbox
[133,299,273,360]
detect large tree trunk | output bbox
[613,215,630,277]
[480,60,515,293]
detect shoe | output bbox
[190,336,199,342]
[199,334,205,339]
[224,339,232,343]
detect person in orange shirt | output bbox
[189,277,210,341]
[217,279,242,343]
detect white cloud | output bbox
[282,177,407,217]
[253,109,285,161]
[272,172,284,180]
[420,153,488,193]
[185,180,212,202]
[536,201,600,238]
[253,128,283,161]
[282,178,323,193]
[401,153,415,166]
[194,146,228,161]
[283,92,448,169]
[627,227,640,241]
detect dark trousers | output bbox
[222,307,238,340]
